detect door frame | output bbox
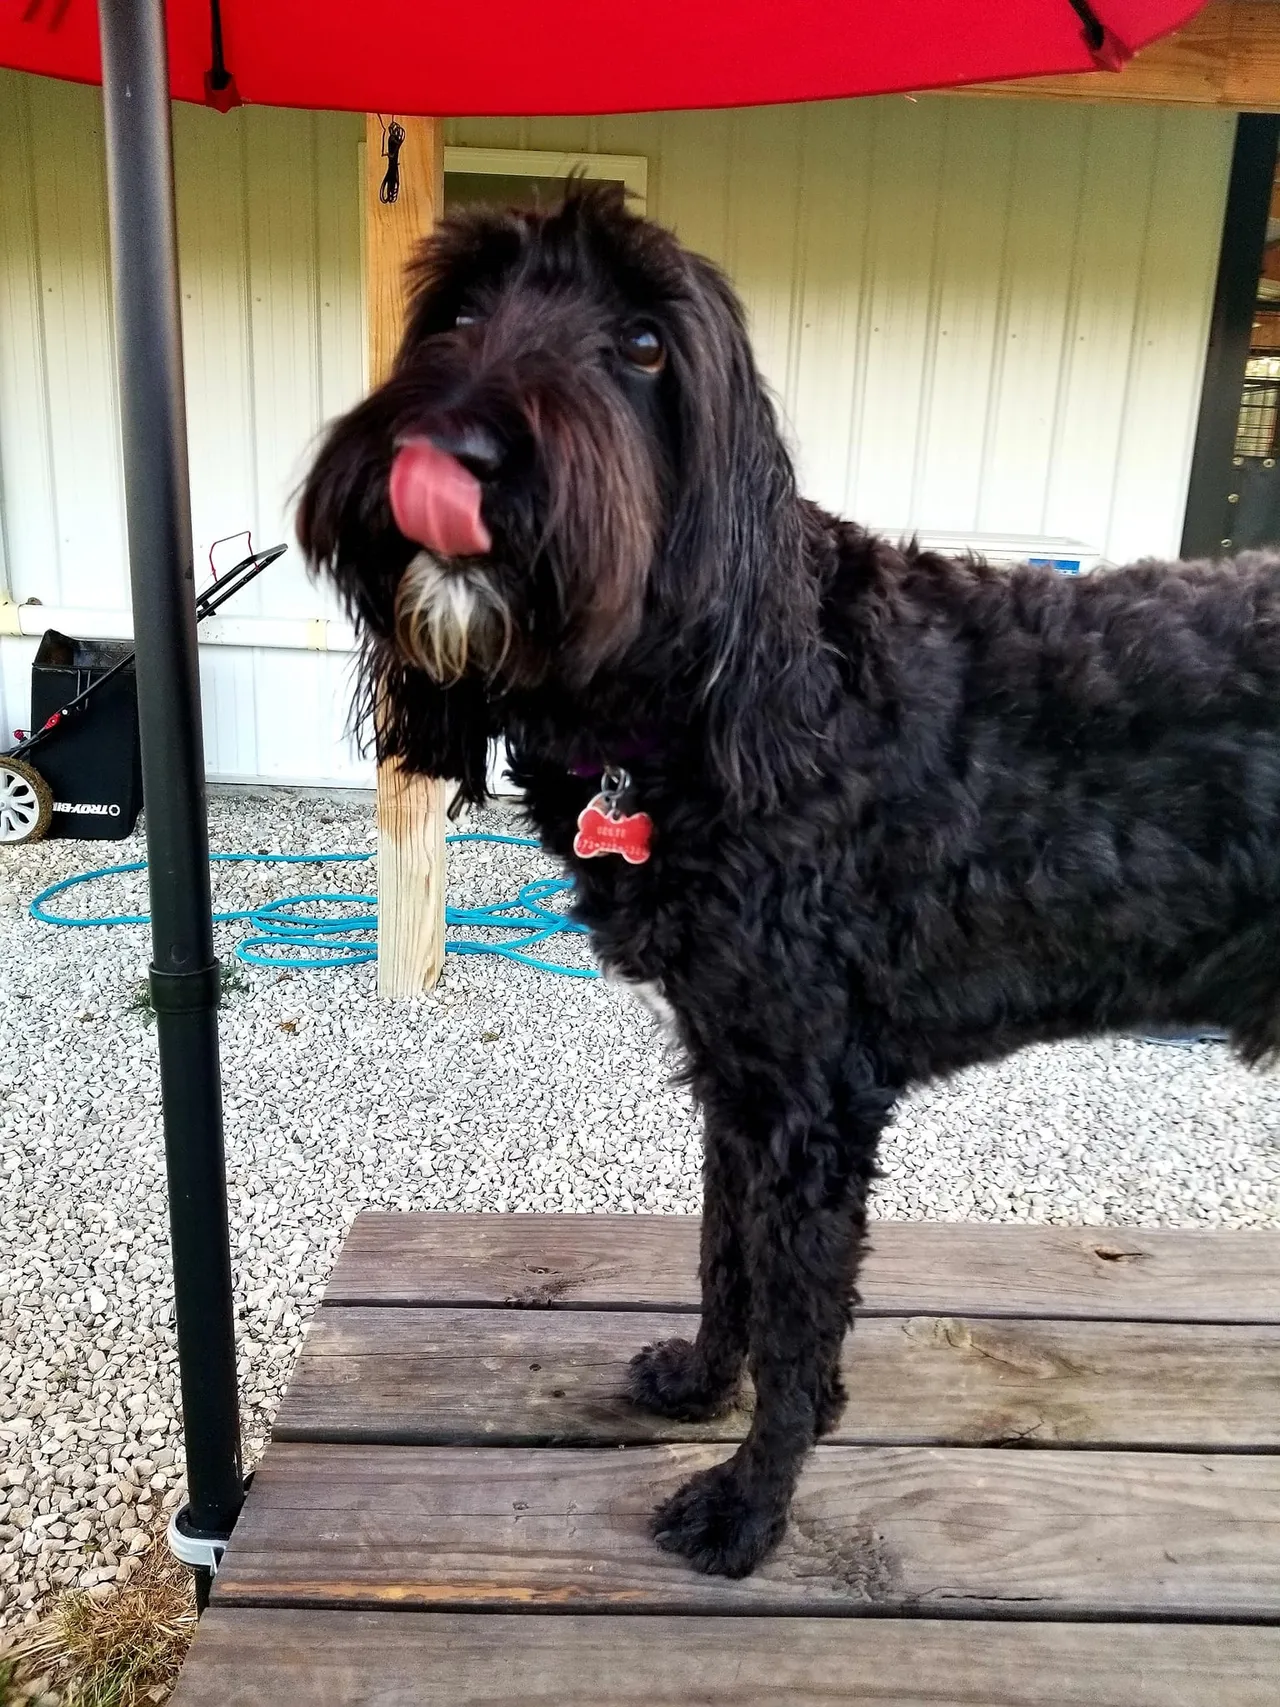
[1181,113,1280,559]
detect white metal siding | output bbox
[1,75,1235,785]
[447,99,1234,563]
[0,74,367,782]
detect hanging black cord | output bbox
[207,0,232,95]
[380,118,406,206]
[1066,0,1107,53]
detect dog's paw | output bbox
[627,1338,739,1422]
[652,1461,787,1578]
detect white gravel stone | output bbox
[1,783,1279,1625]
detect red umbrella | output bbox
[5,0,1206,115]
[0,0,1210,1610]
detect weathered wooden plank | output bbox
[212,1442,1280,1620]
[325,1212,1280,1322]
[170,1609,1280,1707]
[273,1306,1280,1451]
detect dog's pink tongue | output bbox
[389,438,491,558]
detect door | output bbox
[1182,115,1280,559]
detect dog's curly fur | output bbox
[299,185,1280,1579]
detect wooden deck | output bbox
[170,1213,1280,1705]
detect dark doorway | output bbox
[1182,114,1280,560]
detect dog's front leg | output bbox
[650,1107,877,1578]
[628,1108,749,1419]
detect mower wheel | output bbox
[0,755,53,844]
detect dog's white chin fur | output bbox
[395,551,513,682]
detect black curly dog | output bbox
[299,185,1280,1579]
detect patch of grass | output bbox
[219,965,247,1000]
[3,1537,195,1707]
[127,982,155,1025]
[0,1654,23,1705]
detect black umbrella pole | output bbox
[97,0,244,1592]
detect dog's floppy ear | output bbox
[356,643,494,814]
[662,255,824,815]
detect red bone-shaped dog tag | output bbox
[573,766,652,864]
[574,795,652,864]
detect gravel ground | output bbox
[2,785,1279,1628]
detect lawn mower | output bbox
[0,542,287,845]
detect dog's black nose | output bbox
[429,423,504,482]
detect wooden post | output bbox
[365,114,448,999]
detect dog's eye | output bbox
[455,311,479,328]
[619,326,665,373]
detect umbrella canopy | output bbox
[5,0,1206,115]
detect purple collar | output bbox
[569,734,659,779]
